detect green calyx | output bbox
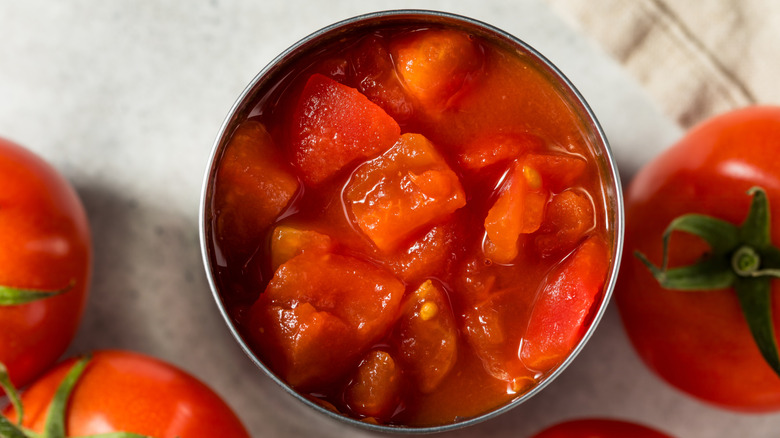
[636,186,780,378]
[0,358,155,438]
[0,282,73,306]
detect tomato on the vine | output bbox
[617,106,780,410]
[0,137,91,388]
[530,418,673,438]
[2,350,250,438]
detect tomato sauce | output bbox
[207,21,612,427]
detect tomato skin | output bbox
[3,350,250,438]
[0,137,91,387]
[521,236,609,371]
[531,418,673,438]
[617,106,780,411]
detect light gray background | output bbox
[2,1,778,437]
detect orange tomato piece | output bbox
[484,162,548,263]
[391,29,482,111]
[344,350,402,420]
[269,225,333,271]
[457,132,544,170]
[248,252,404,389]
[214,121,300,262]
[345,133,466,252]
[521,236,610,371]
[535,190,595,257]
[392,280,458,394]
[290,73,400,185]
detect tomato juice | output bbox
[202,11,620,431]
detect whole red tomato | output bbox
[0,137,91,387]
[531,418,673,438]
[617,106,780,410]
[3,350,250,437]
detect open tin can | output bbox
[200,9,623,433]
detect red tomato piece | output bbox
[345,133,466,252]
[521,236,609,371]
[381,219,464,283]
[462,289,537,393]
[390,28,482,111]
[214,121,299,262]
[344,350,402,420]
[392,280,458,394]
[484,162,548,264]
[456,256,498,309]
[524,152,587,192]
[457,132,544,170]
[350,35,414,122]
[269,225,333,271]
[248,252,404,388]
[535,190,595,257]
[4,350,250,438]
[290,73,401,185]
[256,302,351,389]
[0,138,91,388]
[531,418,674,438]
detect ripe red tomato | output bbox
[531,418,673,438]
[617,106,780,410]
[3,350,250,437]
[0,137,91,387]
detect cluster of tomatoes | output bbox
[0,138,249,437]
[3,102,780,437]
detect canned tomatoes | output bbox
[200,10,622,432]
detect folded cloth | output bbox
[547,0,780,128]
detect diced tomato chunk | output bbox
[344,350,402,419]
[391,29,482,111]
[269,226,333,271]
[254,302,351,389]
[248,252,404,389]
[535,190,595,257]
[290,73,401,185]
[382,219,463,283]
[484,162,548,263]
[392,280,458,394]
[350,35,414,122]
[520,236,610,371]
[462,289,537,392]
[345,133,466,252]
[457,132,543,170]
[214,121,299,261]
[524,152,587,192]
[455,255,497,309]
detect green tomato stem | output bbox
[732,246,761,276]
[635,186,780,378]
[0,415,28,438]
[0,282,73,306]
[0,362,24,427]
[735,277,780,375]
[42,357,91,438]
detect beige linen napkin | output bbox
[547,0,780,128]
